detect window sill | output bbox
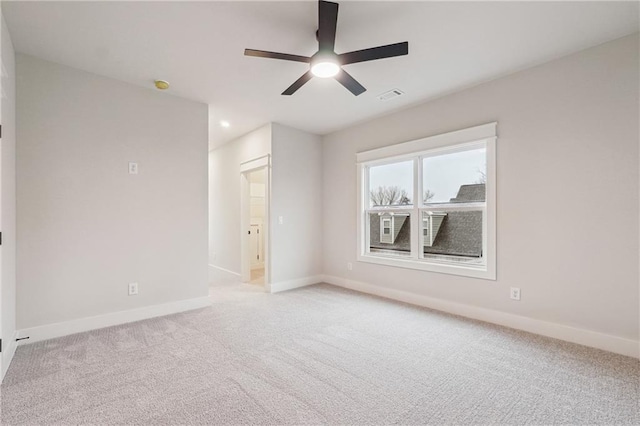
[357,253,496,280]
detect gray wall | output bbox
[322,34,639,341]
[271,123,323,284]
[16,54,209,329]
[1,12,17,378]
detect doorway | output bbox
[240,156,269,288]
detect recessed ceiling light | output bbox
[220,120,230,128]
[154,80,170,90]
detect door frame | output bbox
[240,155,270,289]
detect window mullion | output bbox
[417,156,425,259]
[363,165,370,210]
[362,165,370,255]
[415,156,422,209]
[410,158,420,259]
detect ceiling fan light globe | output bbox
[311,61,340,78]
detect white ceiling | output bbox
[3,1,638,149]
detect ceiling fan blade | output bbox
[338,41,409,65]
[282,71,314,95]
[318,1,339,52]
[335,69,366,96]
[244,49,311,63]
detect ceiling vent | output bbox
[377,89,404,101]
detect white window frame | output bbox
[356,123,497,280]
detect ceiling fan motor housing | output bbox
[244,0,409,96]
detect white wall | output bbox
[16,55,209,330]
[322,35,639,350]
[1,11,17,380]
[208,124,271,283]
[271,123,323,285]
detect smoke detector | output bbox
[377,88,404,101]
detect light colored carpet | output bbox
[1,282,638,425]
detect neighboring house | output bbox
[369,184,484,257]
[379,214,408,244]
[449,184,485,203]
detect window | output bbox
[357,123,496,280]
[381,218,392,242]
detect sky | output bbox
[369,148,486,205]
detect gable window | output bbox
[357,123,496,280]
[380,217,392,242]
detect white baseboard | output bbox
[1,330,18,383]
[16,296,211,346]
[208,264,240,277]
[269,275,323,293]
[208,264,241,284]
[321,275,639,359]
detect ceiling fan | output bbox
[244,0,409,96]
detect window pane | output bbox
[421,210,483,264]
[368,212,411,257]
[369,160,413,207]
[422,148,486,204]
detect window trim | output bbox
[356,123,496,280]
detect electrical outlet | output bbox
[278,216,284,225]
[128,282,138,296]
[347,262,353,271]
[128,162,138,175]
[510,287,521,301]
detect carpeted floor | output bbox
[1,282,638,425]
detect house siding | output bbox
[424,213,446,247]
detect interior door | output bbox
[249,224,262,268]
